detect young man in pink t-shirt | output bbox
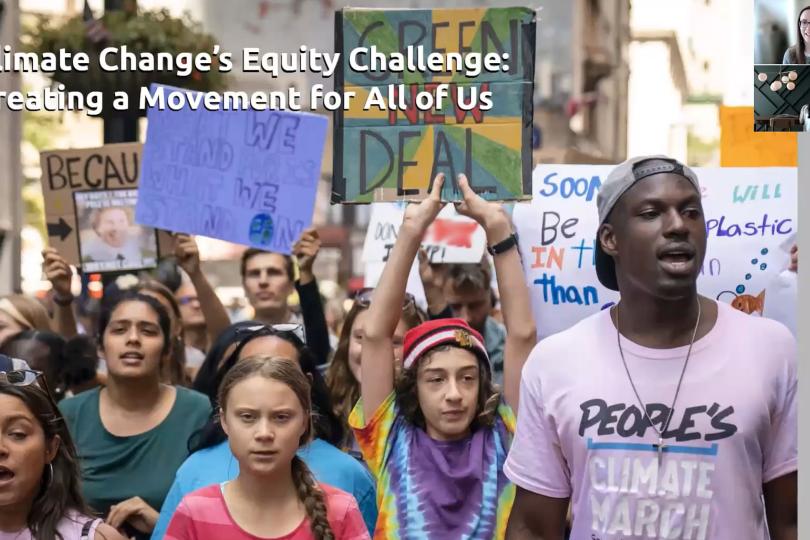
[504,156,797,540]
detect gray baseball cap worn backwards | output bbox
[595,155,701,291]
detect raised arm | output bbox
[174,234,231,348]
[293,228,331,365]
[361,174,446,419]
[42,248,78,339]
[454,174,536,410]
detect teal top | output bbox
[59,387,211,524]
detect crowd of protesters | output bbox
[0,158,798,540]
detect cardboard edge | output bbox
[521,15,537,197]
[332,9,347,205]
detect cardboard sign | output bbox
[362,203,486,263]
[39,143,173,271]
[720,106,797,166]
[513,164,798,340]
[332,7,536,203]
[135,85,328,254]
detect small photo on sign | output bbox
[74,189,158,273]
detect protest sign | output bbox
[362,203,485,263]
[719,106,797,166]
[364,259,428,311]
[135,84,328,254]
[332,7,536,203]
[39,143,171,271]
[513,164,798,339]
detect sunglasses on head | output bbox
[0,369,59,408]
[235,323,307,345]
[353,288,416,310]
[176,295,199,306]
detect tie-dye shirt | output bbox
[349,393,515,539]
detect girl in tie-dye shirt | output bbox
[349,174,537,539]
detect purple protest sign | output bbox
[135,84,327,254]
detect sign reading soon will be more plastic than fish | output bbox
[512,165,798,340]
[135,85,327,254]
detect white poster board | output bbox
[363,203,486,264]
[513,165,798,339]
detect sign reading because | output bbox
[363,203,486,263]
[513,165,798,339]
[136,84,328,254]
[332,7,536,203]
[39,143,170,271]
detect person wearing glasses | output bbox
[171,234,232,380]
[350,174,537,539]
[784,6,810,63]
[0,359,127,540]
[325,288,425,455]
[240,228,331,366]
[152,322,377,539]
[58,291,212,540]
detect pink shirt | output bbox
[0,510,100,540]
[165,482,370,540]
[505,301,797,540]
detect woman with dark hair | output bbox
[58,290,211,540]
[1,330,67,401]
[326,291,424,454]
[152,323,378,539]
[0,365,125,540]
[784,6,810,63]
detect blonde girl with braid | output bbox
[164,356,369,540]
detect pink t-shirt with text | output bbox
[505,301,797,540]
[164,482,370,540]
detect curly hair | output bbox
[394,344,500,432]
[218,356,334,540]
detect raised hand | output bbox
[174,233,201,276]
[402,173,446,233]
[453,174,511,242]
[293,227,321,277]
[418,247,447,289]
[42,247,73,298]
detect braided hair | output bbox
[292,456,335,540]
[218,355,335,540]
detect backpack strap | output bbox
[81,518,100,540]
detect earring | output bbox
[43,462,54,488]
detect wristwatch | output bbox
[487,233,519,256]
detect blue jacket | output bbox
[151,438,377,539]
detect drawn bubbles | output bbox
[249,213,274,246]
[716,247,770,316]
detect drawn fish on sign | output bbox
[717,290,766,315]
